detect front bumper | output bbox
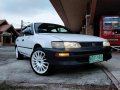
[43,47,112,65]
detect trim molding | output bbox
[18,46,32,49]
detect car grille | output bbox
[80,42,103,47]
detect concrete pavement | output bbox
[101,53,120,84]
[0,47,119,90]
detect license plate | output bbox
[89,54,103,63]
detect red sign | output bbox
[100,16,120,46]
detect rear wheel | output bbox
[15,47,24,60]
[30,48,54,76]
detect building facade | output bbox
[0,20,19,46]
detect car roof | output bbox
[22,23,65,30]
[33,22,64,26]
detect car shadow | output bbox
[54,64,100,75]
[22,58,101,76]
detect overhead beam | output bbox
[50,0,70,28]
[50,0,88,32]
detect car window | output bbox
[23,26,34,36]
[58,28,68,33]
[51,29,57,32]
[35,23,72,33]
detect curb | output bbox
[0,81,117,90]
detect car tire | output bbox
[15,47,24,60]
[30,48,54,76]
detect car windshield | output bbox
[34,23,72,34]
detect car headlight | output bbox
[103,41,110,46]
[64,42,81,48]
[52,42,81,49]
[52,42,64,48]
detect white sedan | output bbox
[15,23,112,75]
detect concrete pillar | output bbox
[1,34,3,46]
[0,35,1,46]
[10,34,12,45]
[87,25,94,35]
[85,15,91,35]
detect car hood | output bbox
[38,33,106,42]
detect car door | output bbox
[16,34,25,54]
[21,25,34,57]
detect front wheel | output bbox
[30,48,54,76]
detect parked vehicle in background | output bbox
[100,16,120,51]
[15,23,112,76]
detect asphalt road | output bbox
[0,47,119,90]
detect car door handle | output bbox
[22,39,24,41]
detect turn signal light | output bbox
[55,53,70,57]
